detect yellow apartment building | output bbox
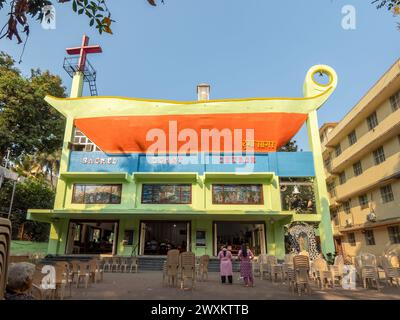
[320,59,400,259]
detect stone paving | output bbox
[67,271,400,300]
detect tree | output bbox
[278,140,300,152]
[0,0,163,45]
[0,52,66,160]
[373,0,400,29]
[0,177,54,241]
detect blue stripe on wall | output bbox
[68,152,315,177]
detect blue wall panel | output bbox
[68,151,315,177]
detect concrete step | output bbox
[40,255,242,272]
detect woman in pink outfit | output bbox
[238,243,254,287]
[218,246,233,284]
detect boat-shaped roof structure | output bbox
[45,65,337,154]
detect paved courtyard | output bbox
[67,271,400,300]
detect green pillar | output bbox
[266,222,275,255]
[53,72,84,210]
[306,110,335,255]
[273,221,285,259]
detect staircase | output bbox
[137,256,240,272]
[40,255,241,272]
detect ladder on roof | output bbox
[88,79,98,96]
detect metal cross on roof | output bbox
[66,35,102,72]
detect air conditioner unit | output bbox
[367,212,377,222]
[345,218,353,227]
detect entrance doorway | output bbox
[66,220,118,255]
[139,221,190,255]
[214,221,266,256]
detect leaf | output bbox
[72,0,77,12]
[89,18,94,26]
[78,8,84,14]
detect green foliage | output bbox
[0,51,66,159]
[71,0,113,34]
[278,140,300,152]
[0,177,54,241]
[373,0,400,10]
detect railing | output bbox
[63,57,97,82]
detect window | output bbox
[353,161,363,176]
[373,146,386,165]
[327,181,336,198]
[390,90,400,112]
[339,171,346,185]
[343,200,351,214]
[358,194,369,209]
[347,233,356,246]
[141,184,191,204]
[367,112,378,131]
[280,178,316,213]
[72,184,122,204]
[324,156,332,172]
[212,184,263,204]
[348,130,357,146]
[335,144,342,157]
[388,226,400,244]
[364,230,376,245]
[380,184,394,203]
[331,208,339,226]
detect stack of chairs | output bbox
[196,255,209,282]
[312,257,334,289]
[179,252,196,290]
[288,255,312,296]
[163,249,180,287]
[0,218,11,300]
[355,252,380,290]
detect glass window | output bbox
[141,184,192,204]
[358,194,369,209]
[280,178,315,213]
[348,130,357,146]
[335,144,342,157]
[72,184,122,204]
[390,90,400,112]
[331,208,339,225]
[373,146,386,165]
[364,230,375,246]
[343,200,351,214]
[388,226,400,244]
[327,181,336,198]
[348,233,356,246]
[353,161,363,176]
[339,171,346,185]
[367,112,378,131]
[212,184,263,205]
[380,184,394,203]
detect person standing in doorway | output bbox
[218,246,233,284]
[238,243,254,287]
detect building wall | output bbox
[321,59,400,259]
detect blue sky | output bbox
[1,0,399,150]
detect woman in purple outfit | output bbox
[238,243,254,287]
[218,246,233,284]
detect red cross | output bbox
[66,35,102,72]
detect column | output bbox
[306,110,335,255]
